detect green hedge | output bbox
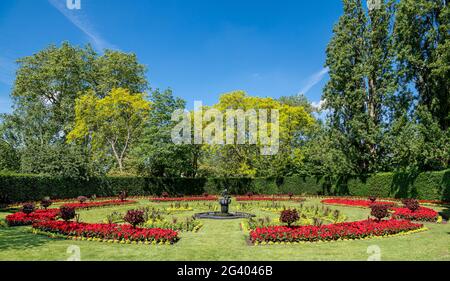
[0,170,448,203]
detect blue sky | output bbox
[0,0,344,113]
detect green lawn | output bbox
[0,198,449,261]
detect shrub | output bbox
[77,196,88,204]
[368,196,377,203]
[246,192,254,197]
[124,209,145,228]
[402,199,420,212]
[118,191,128,202]
[161,192,169,198]
[22,203,35,215]
[40,197,52,210]
[288,192,294,200]
[280,209,300,227]
[60,206,76,222]
[202,192,209,197]
[370,204,390,222]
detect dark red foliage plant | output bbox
[161,192,169,198]
[280,209,300,227]
[22,203,35,215]
[246,192,254,197]
[60,206,76,222]
[77,196,88,204]
[124,209,145,228]
[402,199,420,212]
[368,196,377,203]
[370,204,390,222]
[288,192,294,200]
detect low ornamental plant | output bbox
[22,203,35,215]
[368,196,377,203]
[202,192,209,197]
[280,209,300,227]
[60,206,76,222]
[124,209,145,228]
[402,199,420,212]
[77,196,88,204]
[161,192,170,198]
[370,204,390,222]
[246,192,254,197]
[41,197,53,210]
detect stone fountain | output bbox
[194,189,255,220]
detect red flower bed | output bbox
[62,200,137,210]
[32,221,179,244]
[249,219,423,243]
[321,198,396,208]
[6,209,59,226]
[236,196,303,202]
[392,207,439,222]
[150,196,218,202]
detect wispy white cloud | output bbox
[48,0,116,51]
[0,57,16,86]
[311,99,326,111]
[298,67,329,95]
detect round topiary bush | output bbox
[60,206,76,222]
[22,203,35,215]
[370,204,390,222]
[280,209,300,227]
[402,199,420,212]
[124,209,145,228]
[288,192,294,200]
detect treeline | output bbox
[0,0,449,180]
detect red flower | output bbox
[249,219,423,243]
[62,200,137,210]
[321,199,396,208]
[150,196,218,202]
[32,221,179,243]
[6,209,59,226]
[392,207,438,222]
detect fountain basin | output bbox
[194,212,255,220]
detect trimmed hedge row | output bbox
[0,171,448,203]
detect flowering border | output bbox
[5,209,59,226]
[150,196,218,202]
[321,198,396,208]
[62,200,137,210]
[32,220,179,245]
[249,219,425,244]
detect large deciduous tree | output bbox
[67,88,151,174]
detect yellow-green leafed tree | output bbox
[201,90,315,177]
[67,88,151,173]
